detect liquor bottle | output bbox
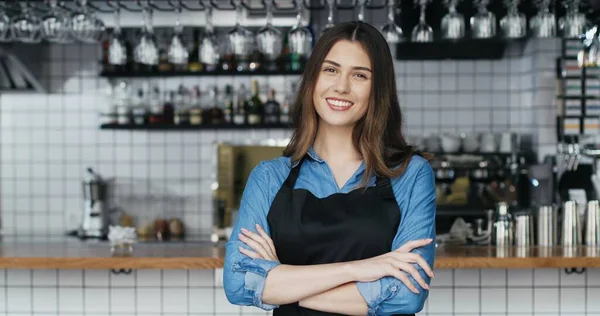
[189,86,203,125]
[158,29,173,72]
[246,80,263,125]
[263,88,280,125]
[174,85,189,125]
[223,85,234,124]
[208,86,226,124]
[148,87,163,124]
[188,28,204,72]
[233,84,248,125]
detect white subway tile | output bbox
[58,270,83,286]
[189,288,215,313]
[85,269,109,287]
[7,269,31,286]
[560,267,587,286]
[110,288,136,313]
[427,288,453,313]
[454,288,479,313]
[534,288,559,312]
[507,288,533,313]
[32,270,57,286]
[84,288,109,313]
[454,269,480,286]
[136,288,162,313]
[507,269,533,286]
[588,287,600,312]
[481,288,506,313]
[481,269,506,286]
[560,288,586,313]
[32,288,57,313]
[136,269,162,286]
[588,268,600,286]
[162,270,189,287]
[6,287,32,313]
[162,288,188,313]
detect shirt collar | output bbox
[290,145,323,168]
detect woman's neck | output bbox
[312,122,362,163]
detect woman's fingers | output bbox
[238,230,270,258]
[386,267,419,294]
[239,246,262,259]
[255,224,278,259]
[400,253,434,278]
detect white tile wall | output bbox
[0,268,598,315]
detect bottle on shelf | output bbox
[189,86,203,125]
[158,29,173,72]
[148,87,163,124]
[208,86,226,124]
[247,80,263,125]
[233,84,248,125]
[174,85,189,125]
[263,88,281,125]
[223,84,234,124]
[131,88,148,125]
[162,91,175,124]
[188,28,204,72]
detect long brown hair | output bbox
[283,21,432,187]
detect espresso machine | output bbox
[78,168,111,239]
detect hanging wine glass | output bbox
[500,0,526,38]
[134,1,159,68]
[168,1,189,68]
[288,0,313,71]
[200,5,220,72]
[559,0,586,39]
[42,0,73,43]
[0,3,12,43]
[357,0,367,21]
[321,0,335,35]
[579,25,598,67]
[441,0,465,40]
[228,0,255,72]
[530,0,555,38]
[256,0,283,72]
[381,0,403,43]
[70,0,105,43]
[12,2,42,44]
[470,0,496,39]
[411,0,433,42]
[108,3,126,69]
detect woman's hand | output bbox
[237,224,279,262]
[345,239,434,294]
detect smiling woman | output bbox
[223,21,437,316]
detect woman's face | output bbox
[312,40,372,129]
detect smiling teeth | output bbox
[329,99,353,107]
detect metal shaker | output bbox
[492,202,514,246]
[585,200,600,246]
[562,200,582,246]
[514,212,534,246]
[537,205,557,246]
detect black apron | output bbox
[267,157,414,316]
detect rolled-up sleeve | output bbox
[356,158,436,315]
[223,162,281,310]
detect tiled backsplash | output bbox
[1,268,599,315]
[0,38,560,237]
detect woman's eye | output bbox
[323,68,336,73]
[355,73,368,79]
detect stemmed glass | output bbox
[321,0,335,35]
[256,0,283,71]
[167,1,189,69]
[42,0,73,44]
[228,0,254,72]
[411,0,433,42]
[579,25,598,67]
[200,5,220,72]
[500,0,526,38]
[107,3,126,69]
[381,0,403,43]
[559,0,586,38]
[470,0,496,39]
[0,3,13,43]
[288,1,313,71]
[134,2,159,68]
[441,0,465,40]
[12,2,42,44]
[530,0,555,38]
[70,0,105,43]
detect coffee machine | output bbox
[78,168,111,239]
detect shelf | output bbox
[100,123,291,130]
[99,69,304,78]
[395,38,528,60]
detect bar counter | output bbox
[0,237,598,269]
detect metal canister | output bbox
[515,212,534,246]
[562,200,582,246]
[492,202,514,247]
[537,205,557,246]
[585,200,600,246]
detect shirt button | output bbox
[390,286,398,292]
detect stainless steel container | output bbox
[562,200,582,246]
[515,212,534,246]
[537,205,557,246]
[585,200,600,246]
[492,202,514,247]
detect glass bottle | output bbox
[263,88,280,125]
[246,80,263,125]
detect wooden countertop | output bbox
[0,237,599,269]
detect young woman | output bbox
[223,21,436,316]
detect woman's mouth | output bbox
[326,98,354,111]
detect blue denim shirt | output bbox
[223,147,436,315]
